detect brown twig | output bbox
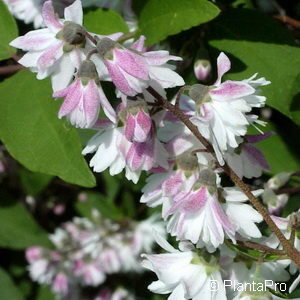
[0,64,24,75]
[274,15,300,28]
[146,86,300,267]
[237,240,285,256]
[276,186,300,195]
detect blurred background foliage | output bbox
[1,0,300,298]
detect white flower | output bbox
[10,0,87,92]
[190,52,270,165]
[142,233,227,300]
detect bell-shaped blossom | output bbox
[74,260,105,286]
[82,119,169,183]
[225,133,272,179]
[95,35,184,96]
[194,59,211,81]
[190,52,270,165]
[222,187,264,239]
[165,171,236,252]
[10,0,86,92]
[124,100,152,143]
[52,272,69,295]
[53,59,116,127]
[142,233,227,300]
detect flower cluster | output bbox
[10,0,300,299]
[26,213,165,297]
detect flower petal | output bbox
[64,0,83,25]
[42,1,63,32]
[210,81,255,101]
[215,52,231,85]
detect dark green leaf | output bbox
[0,268,24,300]
[247,122,300,174]
[0,0,18,60]
[139,0,220,45]
[0,201,50,249]
[36,285,55,300]
[84,9,128,35]
[19,168,53,196]
[208,9,300,124]
[0,70,96,187]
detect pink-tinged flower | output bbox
[52,272,69,295]
[10,0,86,92]
[74,260,106,286]
[261,171,291,215]
[194,59,211,81]
[165,173,236,252]
[142,233,227,300]
[82,120,169,183]
[190,52,270,165]
[26,246,43,262]
[95,35,184,96]
[53,59,116,127]
[124,101,152,143]
[225,133,272,179]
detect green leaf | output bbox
[0,201,50,249]
[75,191,124,221]
[208,9,300,124]
[0,70,96,187]
[139,0,220,45]
[0,268,24,300]
[19,168,53,196]
[36,285,55,300]
[0,0,18,60]
[247,122,300,174]
[84,8,128,35]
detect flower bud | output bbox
[96,37,116,58]
[62,22,86,45]
[262,188,288,215]
[194,59,211,81]
[267,172,292,190]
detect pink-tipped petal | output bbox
[37,41,63,71]
[104,60,136,96]
[114,49,149,80]
[57,80,82,118]
[130,36,146,52]
[182,188,208,213]
[144,51,182,65]
[215,52,231,86]
[83,81,100,127]
[64,0,83,25]
[210,81,255,101]
[42,1,63,32]
[135,110,152,142]
[10,29,54,51]
[125,113,136,142]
